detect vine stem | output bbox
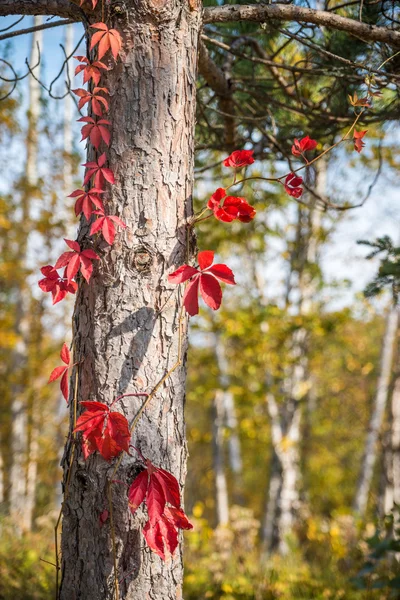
[55,361,79,599]
[225,109,365,192]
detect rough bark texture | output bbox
[59,2,201,599]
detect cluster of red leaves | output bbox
[208,188,256,223]
[90,208,126,245]
[55,239,100,284]
[48,343,71,401]
[128,459,193,560]
[38,265,78,304]
[79,116,111,149]
[83,153,115,188]
[168,251,235,316]
[291,135,317,157]
[74,401,131,461]
[90,23,122,60]
[69,188,105,220]
[354,129,368,153]
[73,87,110,117]
[74,56,108,85]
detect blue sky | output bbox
[1,15,399,313]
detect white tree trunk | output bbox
[354,307,399,517]
[212,390,230,526]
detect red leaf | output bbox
[284,173,303,198]
[48,343,71,401]
[169,252,235,316]
[206,264,235,285]
[143,520,166,560]
[199,273,222,311]
[291,135,317,157]
[90,23,122,60]
[60,370,69,402]
[90,210,126,245]
[60,343,70,365]
[153,467,181,509]
[83,153,115,188]
[48,366,67,383]
[164,506,193,530]
[168,265,199,284]
[147,474,166,523]
[128,470,148,515]
[223,149,254,168]
[183,278,200,316]
[198,250,214,270]
[74,402,130,461]
[55,240,99,284]
[74,56,108,86]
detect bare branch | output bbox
[203,4,400,47]
[0,18,75,43]
[0,0,83,20]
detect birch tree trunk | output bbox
[381,354,400,517]
[354,306,399,517]
[262,162,325,554]
[212,390,230,526]
[59,3,201,598]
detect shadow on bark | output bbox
[108,307,156,395]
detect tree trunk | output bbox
[381,360,400,516]
[354,306,399,517]
[59,3,201,599]
[212,390,230,526]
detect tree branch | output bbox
[198,40,236,149]
[0,18,75,42]
[0,0,83,20]
[203,4,400,47]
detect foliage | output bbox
[358,236,400,301]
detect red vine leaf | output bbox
[348,92,371,108]
[73,87,110,117]
[48,343,71,401]
[74,56,108,86]
[284,173,303,198]
[90,23,122,60]
[223,149,254,168]
[83,153,115,188]
[74,401,130,461]
[291,135,317,157]
[207,188,256,223]
[90,209,126,244]
[79,116,111,149]
[54,239,100,284]
[80,0,99,9]
[127,458,192,560]
[69,188,105,221]
[38,265,78,304]
[168,250,235,316]
[353,129,368,153]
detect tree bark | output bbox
[0,0,83,20]
[59,2,201,598]
[354,307,399,517]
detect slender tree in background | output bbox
[354,306,399,517]
[0,0,400,598]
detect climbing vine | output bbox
[36,1,379,597]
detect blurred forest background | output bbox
[1,6,400,599]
